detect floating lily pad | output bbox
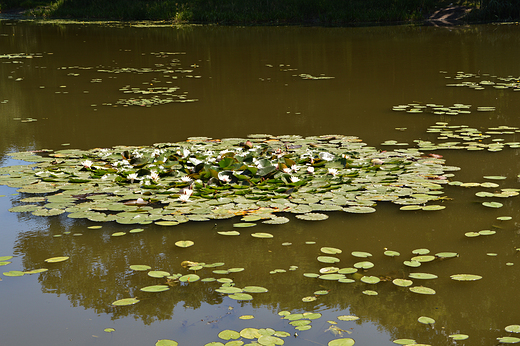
[321,247,343,254]
[393,279,413,287]
[218,330,240,340]
[327,338,355,346]
[351,251,372,258]
[111,232,126,237]
[112,297,140,306]
[240,328,261,339]
[129,228,145,233]
[362,290,378,295]
[239,315,255,320]
[409,286,436,295]
[179,274,200,282]
[353,261,374,269]
[251,233,274,238]
[129,265,151,271]
[228,293,253,301]
[3,271,25,277]
[449,334,469,340]
[505,325,520,333]
[497,337,520,344]
[393,339,417,345]
[450,274,482,281]
[435,252,458,258]
[148,270,170,278]
[233,223,257,228]
[418,316,435,324]
[243,286,268,293]
[337,315,359,321]
[175,240,194,248]
[360,276,380,284]
[409,273,438,280]
[384,250,400,257]
[318,256,340,263]
[140,285,170,292]
[302,296,317,302]
[295,213,329,221]
[218,231,240,236]
[482,202,503,208]
[44,256,69,263]
[155,340,178,346]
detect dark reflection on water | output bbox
[1,20,520,346]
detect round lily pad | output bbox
[328,338,355,346]
[418,316,435,324]
[505,325,520,333]
[218,231,240,236]
[228,293,253,301]
[337,315,359,321]
[218,330,240,340]
[497,337,520,344]
[351,251,372,258]
[409,273,438,280]
[140,285,170,292]
[360,276,380,284]
[449,334,469,340]
[179,274,200,282]
[353,261,374,269]
[251,232,274,238]
[129,264,151,271]
[295,213,329,221]
[450,274,482,281]
[318,256,340,263]
[482,202,503,208]
[175,240,194,248]
[302,296,317,302]
[393,279,413,287]
[112,297,140,306]
[155,340,178,346]
[44,256,69,263]
[321,247,343,254]
[233,223,257,228]
[409,286,436,295]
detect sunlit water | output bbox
[1,19,520,346]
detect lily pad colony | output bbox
[1,134,452,224]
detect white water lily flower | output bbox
[81,160,93,169]
[181,176,192,182]
[290,176,300,183]
[328,168,338,176]
[371,159,384,165]
[291,164,299,172]
[283,167,292,174]
[220,175,231,183]
[307,166,315,174]
[319,152,335,161]
[150,171,160,182]
[128,173,138,183]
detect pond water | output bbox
[1,19,520,346]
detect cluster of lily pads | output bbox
[1,134,453,224]
[441,70,520,92]
[391,102,494,115]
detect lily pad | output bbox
[44,256,69,263]
[337,315,359,321]
[218,330,240,340]
[409,286,436,295]
[129,264,151,271]
[295,213,329,221]
[353,261,374,269]
[328,338,355,346]
[318,256,340,264]
[505,325,520,333]
[497,337,520,344]
[449,334,469,340]
[140,285,170,292]
[251,233,274,238]
[321,247,343,254]
[393,279,413,287]
[233,223,257,228]
[175,240,194,248]
[418,316,435,324]
[409,273,438,280]
[112,297,140,306]
[156,340,178,346]
[218,231,240,236]
[482,202,503,208]
[228,293,253,300]
[450,274,482,281]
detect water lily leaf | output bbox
[418,316,435,324]
[303,273,320,278]
[321,247,343,254]
[409,273,438,280]
[353,261,374,269]
[112,297,140,306]
[318,256,340,263]
[218,330,240,340]
[24,268,48,274]
[483,176,506,180]
[411,255,435,263]
[412,248,430,255]
[422,205,445,211]
[155,340,178,346]
[393,339,416,345]
[0,256,13,261]
[240,328,261,339]
[505,325,520,333]
[337,315,359,321]
[216,287,243,294]
[295,213,329,221]
[479,230,496,236]
[179,274,200,282]
[218,231,240,236]
[112,232,126,237]
[148,271,170,278]
[497,216,512,221]
[409,286,436,295]
[3,271,25,277]
[338,268,357,274]
[362,290,378,295]
[239,315,255,320]
[44,256,69,263]
[319,274,345,280]
[129,228,144,233]
[140,285,170,292]
[104,328,115,333]
[228,293,253,300]
[450,274,482,281]
[155,221,179,226]
[482,202,503,208]
[393,279,413,287]
[302,296,317,302]
[129,265,151,271]
[290,319,311,326]
[343,206,376,213]
[360,276,380,284]
[449,334,469,340]
[258,335,284,345]
[304,312,322,319]
[384,250,400,257]
[497,337,520,344]
[243,286,268,293]
[175,240,194,248]
[435,252,458,258]
[233,223,257,228]
[251,233,273,238]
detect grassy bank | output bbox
[0,0,518,24]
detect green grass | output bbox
[1,0,518,24]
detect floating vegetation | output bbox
[443,71,520,92]
[1,135,453,224]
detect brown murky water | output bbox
[1,19,520,346]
